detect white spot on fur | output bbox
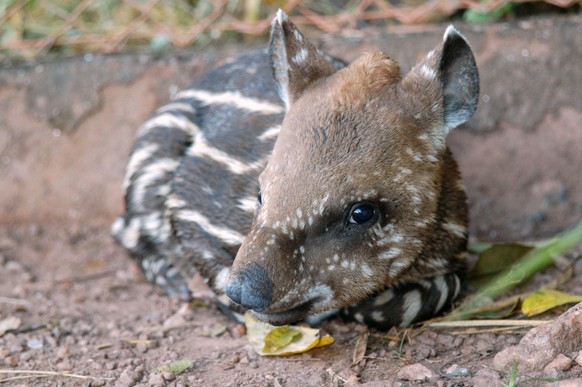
[400,290,422,327]
[371,311,385,322]
[373,289,394,306]
[443,221,467,238]
[379,247,401,261]
[389,259,408,277]
[258,125,281,142]
[237,196,257,213]
[453,274,461,299]
[214,267,232,292]
[165,196,187,210]
[156,102,196,114]
[113,217,140,250]
[131,158,179,209]
[174,209,245,245]
[292,48,308,64]
[175,89,284,114]
[293,29,303,42]
[188,132,263,175]
[420,64,437,80]
[434,275,449,313]
[378,233,403,246]
[123,143,159,189]
[139,112,199,137]
[361,263,373,278]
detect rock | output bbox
[544,354,573,374]
[472,368,502,387]
[396,363,435,381]
[118,368,144,386]
[26,338,43,350]
[147,373,165,387]
[444,364,469,377]
[575,350,582,367]
[493,302,582,371]
[161,371,175,381]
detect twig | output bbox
[0,369,114,384]
[0,297,29,306]
[429,319,550,328]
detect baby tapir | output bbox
[113,10,479,330]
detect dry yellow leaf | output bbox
[521,289,582,317]
[245,312,334,356]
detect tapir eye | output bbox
[348,202,379,226]
[257,189,262,207]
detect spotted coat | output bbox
[113,10,479,329]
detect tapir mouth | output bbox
[245,298,318,326]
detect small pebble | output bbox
[162,371,175,381]
[396,363,435,381]
[6,356,19,367]
[445,364,470,377]
[147,373,165,387]
[544,354,573,374]
[57,361,73,371]
[474,368,501,379]
[575,350,582,367]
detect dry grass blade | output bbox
[429,319,550,328]
[0,369,114,383]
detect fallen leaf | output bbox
[245,312,334,356]
[469,243,534,279]
[0,317,21,337]
[352,326,368,365]
[263,326,302,353]
[521,289,582,317]
[157,359,194,375]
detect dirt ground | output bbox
[1,15,582,386]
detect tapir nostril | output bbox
[225,263,274,312]
[225,275,243,305]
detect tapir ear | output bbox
[403,25,479,134]
[269,10,337,110]
[439,26,479,131]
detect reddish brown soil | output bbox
[1,15,582,386]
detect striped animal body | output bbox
[113,10,479,329]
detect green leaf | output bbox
[263,326,302,353]
[471,298,519,319]
[440,220,582,322]
[157,359,194,375]
[521,289,582,317]
[463,2,514,24]
[470,243,534,279]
